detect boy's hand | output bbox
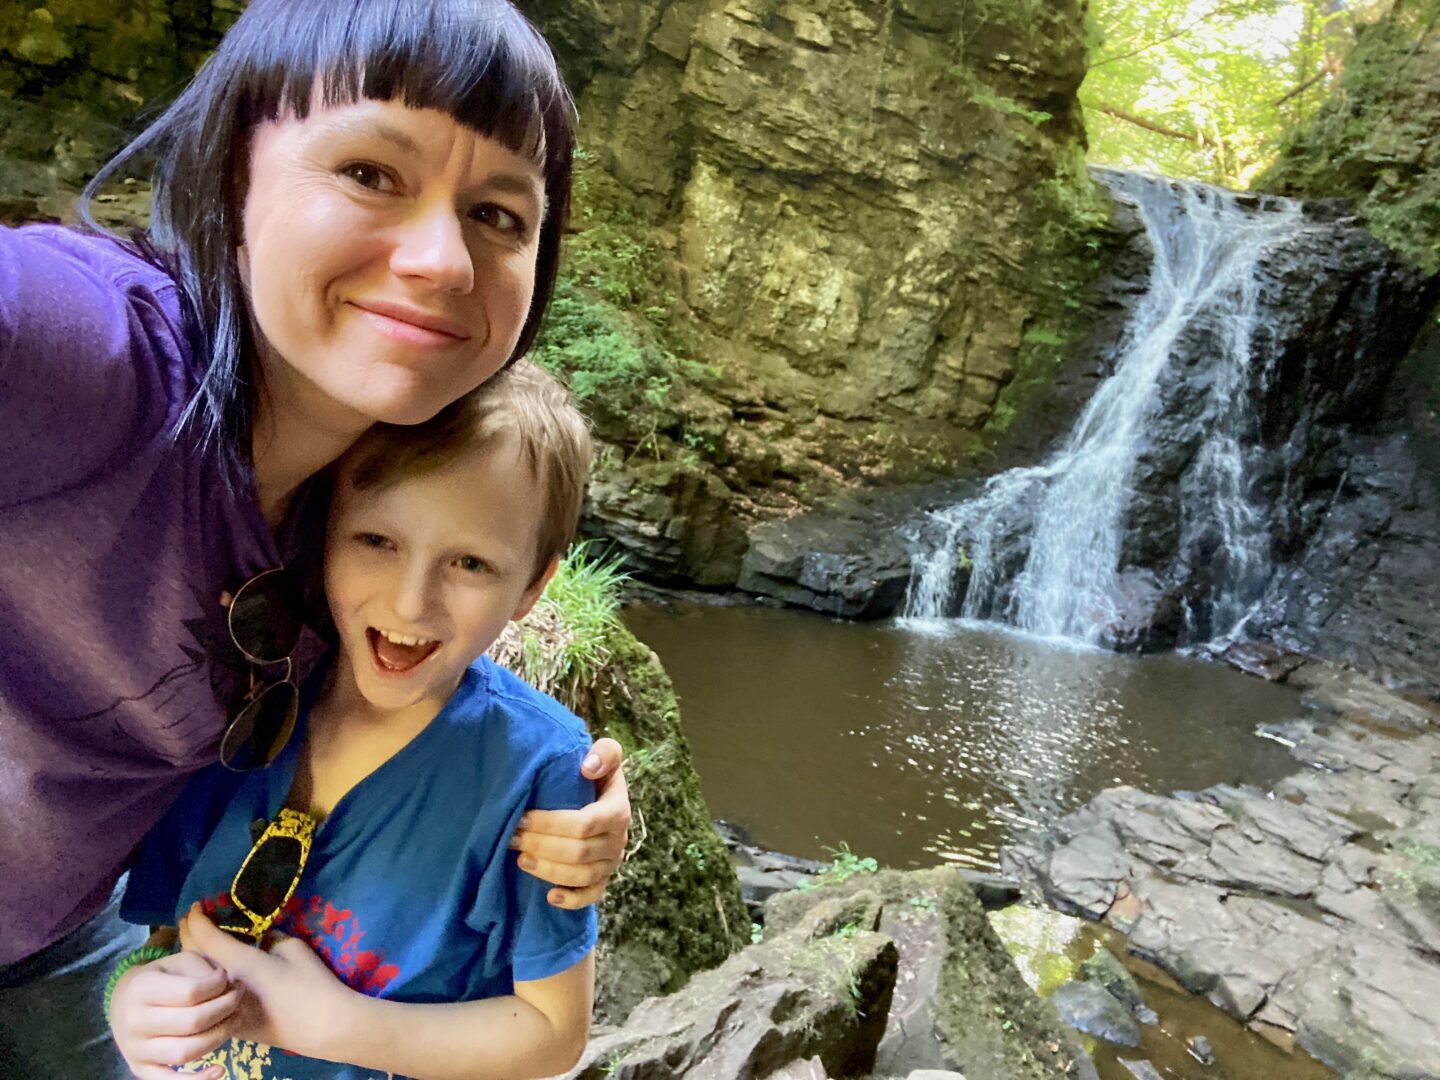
[179,904,351,1060]
[109,946,240,1080]
[510,737,631,909]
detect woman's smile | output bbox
[241,95,546,431]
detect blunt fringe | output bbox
[81,0,575,488]
[345,360,593,584]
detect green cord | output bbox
[103,944,173,1023]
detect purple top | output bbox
[0,225,323,965]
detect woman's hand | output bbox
[510,737,632,909]
[109,944,240,1080]
[179,904,352,1060]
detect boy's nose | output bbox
[391,566,436,625]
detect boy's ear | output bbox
[511,556,560,622]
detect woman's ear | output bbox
[511,557,560,622]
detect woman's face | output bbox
[240,95,546,432]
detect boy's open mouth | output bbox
[367,627,441,675]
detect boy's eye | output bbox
[456,555,489,574]
[356,532,393,550]
[339,162,398,193]
[469,202,526,237]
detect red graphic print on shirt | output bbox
[199,892,400,995]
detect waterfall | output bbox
[904,172,1313,647]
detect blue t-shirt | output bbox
[122,657,598,1080]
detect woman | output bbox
[0,2,630,1075]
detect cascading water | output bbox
[904,171,1315,647]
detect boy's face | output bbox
[325,439,556,718]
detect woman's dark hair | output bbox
[81,0,575,487]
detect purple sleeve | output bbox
[0,225,185,507]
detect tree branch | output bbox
[1094,102,1217,147]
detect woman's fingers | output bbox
[518,853,619,890]
[545,881,607,909]
[581,737,624,779]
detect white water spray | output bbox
[905,172,1312,645]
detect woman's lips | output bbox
[349,301,471,348]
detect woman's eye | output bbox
[469,203,526,237]
[456,555,489,574]
[356,532,393,550]
[339,162,397,193]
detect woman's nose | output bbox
[390,201,475,294]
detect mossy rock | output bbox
[572,624,749,1023]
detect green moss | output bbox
[573,627,748,1021]
[1261,3,1440,272]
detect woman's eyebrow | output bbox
[317,115,423,156]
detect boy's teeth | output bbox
[378,628,434,647]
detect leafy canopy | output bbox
[1083,0,1394,186]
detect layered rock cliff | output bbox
[526,0,1112,585]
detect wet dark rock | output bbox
[1079,945,1146,1015]
[1211,640,1307,682]
[1049,981,1142,1048]
[737,507,914,618]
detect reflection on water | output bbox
[624,604,1304,870]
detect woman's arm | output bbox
[180,907,593,1080]
[0,225,177,507]
[509,736,631,907]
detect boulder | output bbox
[767,868,1097,1080]
[560,895,899,1079]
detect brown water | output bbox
[624,602,1306,870]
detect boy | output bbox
[109,361,598,1080]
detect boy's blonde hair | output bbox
[345,361,592,583]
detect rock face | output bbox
[525,0,1112,586]
[0,1,235,223]
[1002,664,1440,1078]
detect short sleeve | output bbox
[121,766,247,927]
[504,743,599,984]
[0,225,183,506]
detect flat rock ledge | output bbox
[563,867,1095,1080]
[1002,664,1440,1079]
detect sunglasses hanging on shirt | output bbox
[221,566,303,771]
[214,807,317,943]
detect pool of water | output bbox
[624,602,1306,870]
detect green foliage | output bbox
[1083,0,1393,186]
[534,151,716,434]
[488,542,628,707]
[797,843,880,892]
[1262,0,1440,270]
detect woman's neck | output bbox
[250,356,370,529]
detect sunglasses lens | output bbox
[230,568,303,663]
[234,835,306,915]
[221,680,299,771]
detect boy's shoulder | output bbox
[453,656,591,756]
